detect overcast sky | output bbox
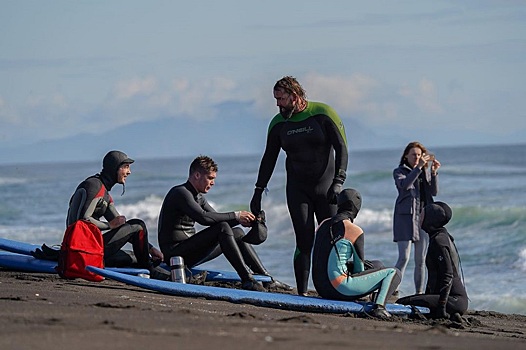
[1,1,525,161]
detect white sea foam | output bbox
[0,225,63,245]
[470,292,526,316]
[0,177,27,186]
[118,195,164,230]
[355,208,392,234]
[514,247,526,272]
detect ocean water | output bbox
[1,143,525,315]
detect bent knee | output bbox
[232,227,244,239]
[217,222,233,235]
[127,218,147,230]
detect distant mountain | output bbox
[0,108,405,165]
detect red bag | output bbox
[57,220,105,282]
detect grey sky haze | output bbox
[1,1,525,163]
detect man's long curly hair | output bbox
[273,76,307,100]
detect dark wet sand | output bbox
[1,270,525,350]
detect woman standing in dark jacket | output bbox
[393,141,440,294]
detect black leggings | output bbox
[397,294,468,316]
[163,222,269,282]
[103,218,150,268]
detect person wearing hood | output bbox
[66,150,169,280]
[393,141,441,295]
[312,189,402,319]
[397,202,468,319]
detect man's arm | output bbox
[177,187,238,226]
[324,112,348,183]
[67,179,113,230]
[254,124,282,189]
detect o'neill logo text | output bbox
[287,126,314,135]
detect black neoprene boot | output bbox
[241,278,266,292]
[367,304,392,319]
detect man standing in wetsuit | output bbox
[66,150,169,280]
[158,155,284,292]
[250,76,349,295]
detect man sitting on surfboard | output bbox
[158,155,288,292]
[312,188,402,319]
[66,150,169,280]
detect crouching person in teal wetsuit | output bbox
[312,188,401,319]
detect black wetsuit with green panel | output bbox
[254,101,348,294]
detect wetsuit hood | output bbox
[326,188,362,226]
[242,210,268,245]
[336,188,362,221]
[100,150,134,190]
[421,201,452,234]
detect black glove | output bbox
[327,179,343,204]
[31,244,60,261]
[250,187,264,214]
[435,304,450,319]
[242,210,267,245]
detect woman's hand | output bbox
[431,159,441,175]
[418,154,431,169]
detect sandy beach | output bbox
[0,270,525,350]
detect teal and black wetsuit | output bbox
[66,151,151,268]
[157,181,270,283]
[312,217,401,305]
[254,101,348,294]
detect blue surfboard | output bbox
[87,266,429,316]
[0,238,41,255]
[189,267,271,283]
[160,263,271,283]
[0,251,150,276]
[0,237,271,283]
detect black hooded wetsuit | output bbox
[397,202,469,317]
[254,101,348,294]
[157,181,270,282]
[66,151,151,268]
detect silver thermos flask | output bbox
[170,256,186,283]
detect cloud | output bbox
[303,72,379,113]
[105,76,243,119]
[287,73,443,126]
[0,70,523,149]
[112,76,157,100]
[398,77,443,114]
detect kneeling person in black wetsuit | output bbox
[158,155,286,292]
[397,202,468,320]
[66,150,169,280]
[312,188,401,319]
